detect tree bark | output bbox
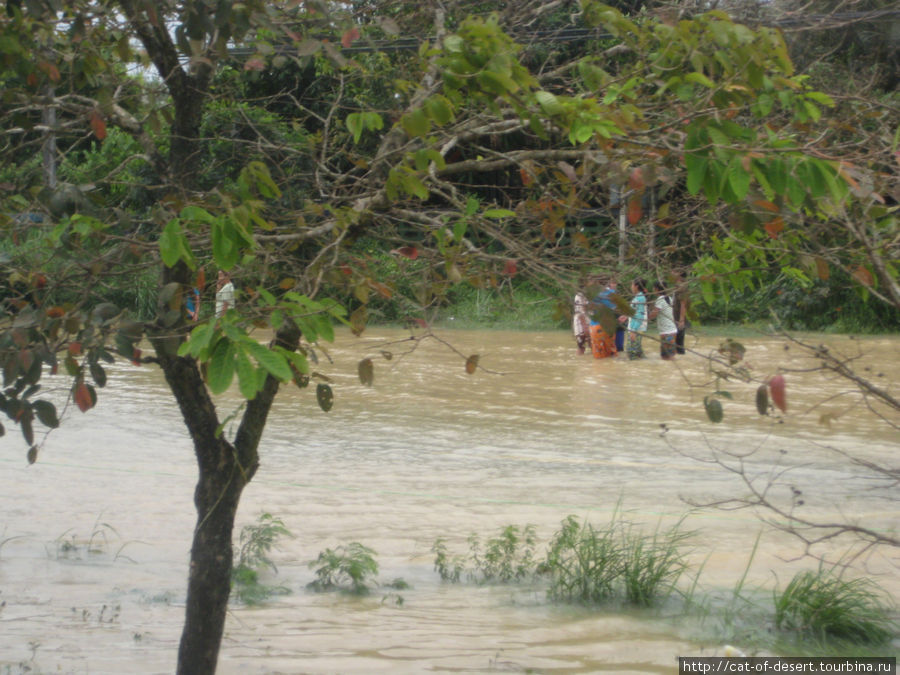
[149,300,302,673]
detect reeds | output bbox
[774,567,896,644]
[545,513,691,606]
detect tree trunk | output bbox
[177,444,246,675]
[149,306,302,674]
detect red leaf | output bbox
[768,374,787,413]
[74,381,94,413]
[503,259,518,276]
[131,348,142,366]
[628,167,644,191]
[39,61,61,82]
[394,246,419,260]
[341,27,360,48]
[519,168,533,186]
[465,354,479,375]
[754,199,779,213]
[244,58,266,71]
[764,217,784,239]
[90,111,107,140]
[627,196,642,225]
[68,341,82,356]
[851,266,873,287]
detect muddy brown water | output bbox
[0,328,897,673]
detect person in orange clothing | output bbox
[588,278,618,359]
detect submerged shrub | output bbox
[432,537,465,583]
[432,524,540,584]
[308,542,379,594]
[774,569,896,644]
[231,513,292,605]
[469,524,539,583]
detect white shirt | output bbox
[654,296,677,335]
[215,282,234,317]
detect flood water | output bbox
[0,328,897,674]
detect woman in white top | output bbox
[215,270,235,318]
[648,281,677,360]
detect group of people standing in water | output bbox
[572,273,689,361]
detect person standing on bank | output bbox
[673,271,690,355]
[649,281,677,360]
[215,270,235,318]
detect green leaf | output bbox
[685,155,708,196]
[180,205,216,224]
[704,396,724,423]
[244,341,292,381]
[484,209,515,219]
[358,358,374,386]
[32,400,59,428]
[212,219,240,271]
[179,321,216,358]
[316,383,334,412]
[401,109,430,137]
[535,90,563,116]
[207,339,236,395]
[425,95,454,125]
[346,112,364,143]
[453,219,467,242]
[726,157,751,201]
[234,349,259,400]
[159,219,191,268]
[685,71,715,88]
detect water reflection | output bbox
[0,329,896,673]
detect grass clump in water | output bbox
[433,514,691,608]
[774,567,896,645]
[620,520,691,606]
[545,515,622,603]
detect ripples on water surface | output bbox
[0,329,897,673]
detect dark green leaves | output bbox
[32,400,59,428]
[756,384,769,415]
[207,339,236,395]
[703,396,724,423]
[316,383,334,412]
[358,358,374,387]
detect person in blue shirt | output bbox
[619,278,648,359]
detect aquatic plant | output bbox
[468,524,539,583]
[432,537,465,583]
[49,519,123,561]
[620,520,692,606]
[231,513,292,605]
[307,542,379,594]
[545,515,623,604]
[774,568,896,644]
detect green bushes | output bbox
[231,513,292,605]
[307,542,380,594]
[695,271,900,333]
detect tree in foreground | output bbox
[0,0,895,671]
